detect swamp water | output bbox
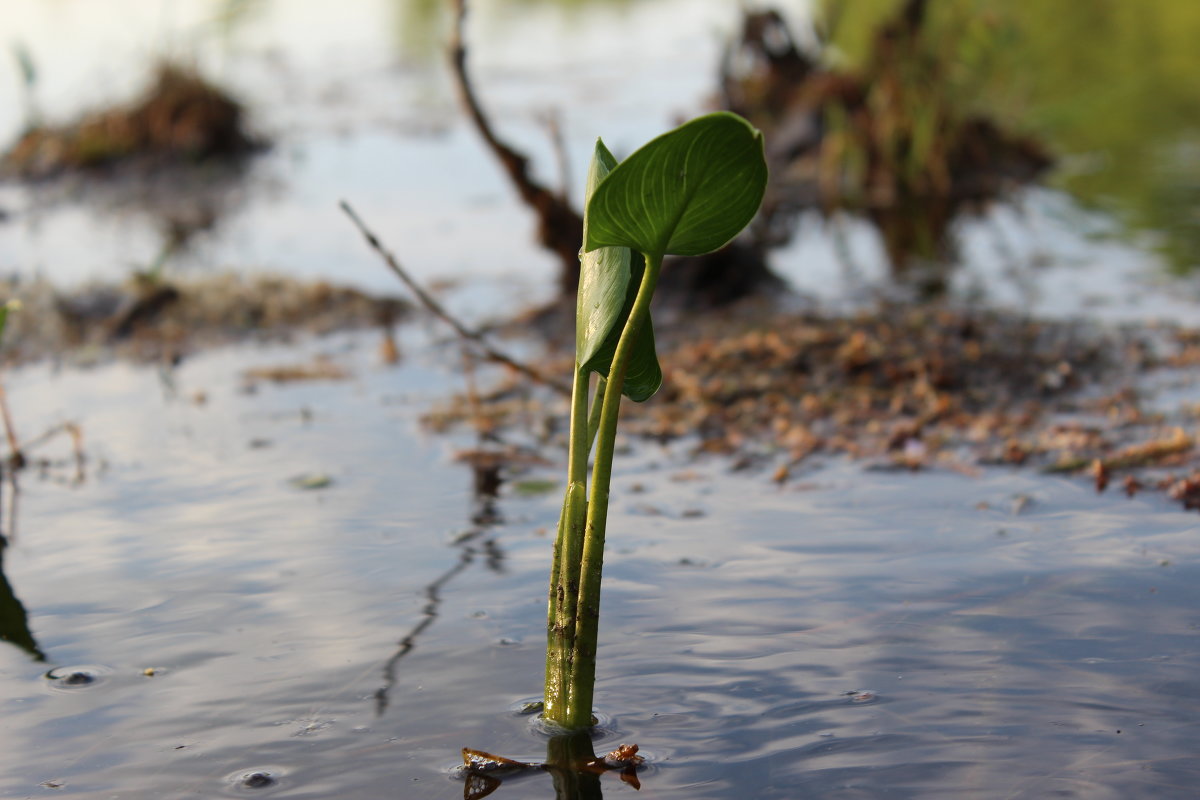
[3,1,1200,797]
[2,328,1200,798]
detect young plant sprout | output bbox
[544,112,767,730]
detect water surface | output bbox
[1,328,1199,798]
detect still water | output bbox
[1,328,1199,798]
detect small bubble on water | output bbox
[240,771,276,789]
[226,765,287,792]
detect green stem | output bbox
[544,489,570,714]
[563,252,662,728]
[586,376,606,448]
[544,364,592,721]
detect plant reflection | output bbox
[544,734,604,800]
[461,732,644,800]
[0,474,44,661]
[373,444,508,715]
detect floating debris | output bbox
[595,743,645,770]
[288,473,333,491]
[243,356,349,385]
[511,479,558,497]
[456,741,645,797]
[846,689,879,704]
[459,749,539,777]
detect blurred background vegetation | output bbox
[824,0,1200,272]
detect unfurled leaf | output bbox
[576,139,662,402]
[584,112,767,260]
[576,140,628,367]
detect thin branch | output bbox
[340,200,570,396]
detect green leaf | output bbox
[580,251,662,402]
[584,111,768,259]
[576,140,629,368]
[576,140,662,403]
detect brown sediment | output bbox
[423,302,1200,512]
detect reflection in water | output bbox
[0,475,43,661]
[544,734,603,800]
[461,733,644,800]
[374,444,507,715]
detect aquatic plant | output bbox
[543,112,767,730]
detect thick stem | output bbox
[563,253,662,729]
[544,489,570,714]
[544,365,593,721]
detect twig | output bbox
[340,200,570,396]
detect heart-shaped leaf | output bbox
[583,112,767,260]
[576,140,662,402]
